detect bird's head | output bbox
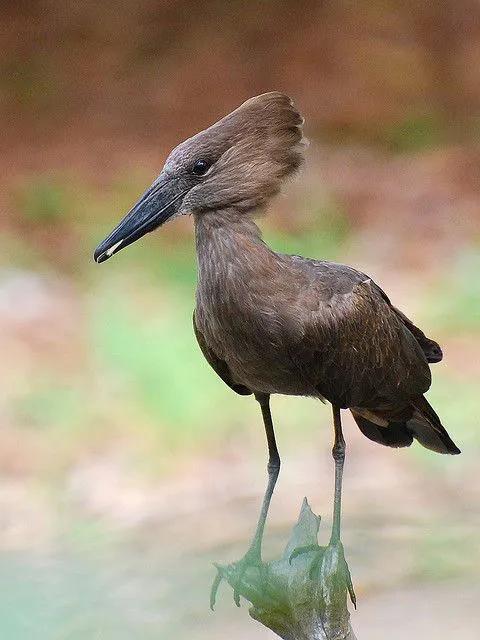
[94,92,305,263]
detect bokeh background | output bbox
[1,2,480,638]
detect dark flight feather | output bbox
[351,394,460,455]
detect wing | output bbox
[291,262,457,454]
[389,305,442,363]
[193,311,252,396]
[292,257,442,364]
[290,260,435,408]
[365,277,443,364]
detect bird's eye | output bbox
[192,159,210,176]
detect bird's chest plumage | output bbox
[194,253,314,395]
[195,291,307,394]
[194,215,321,395]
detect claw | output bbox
[345,562,356,608]
[210,563,224,611]
[211,548,265,609]
[331,541,356,608]
[232,561,247,606]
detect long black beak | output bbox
[94,176,186,263]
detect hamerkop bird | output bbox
[94,92,460,603]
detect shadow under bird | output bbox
[94,92,460,607]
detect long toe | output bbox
[210,563,224,611]
[211,547,266,609]
[231,547,265,607]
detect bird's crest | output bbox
[168,92,306,214]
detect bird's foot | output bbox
[320,539,356,609]
[289,539,356,608]
[210,545,267,610]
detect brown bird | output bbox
[94,92,460,605]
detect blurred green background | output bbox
[1,2,479,638]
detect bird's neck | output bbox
[194,209,273,295]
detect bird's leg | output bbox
[323,405,356,605]
[289,405,355,607]
[248,393,281,557]
[330,404,345,545]
[211,393,280,608]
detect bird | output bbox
[94,92,460,606]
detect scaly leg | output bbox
[289,405,355,607]
[249,392,281,557]
[211,392,280,608]
[330,405,345,544]
[325,406,355,605]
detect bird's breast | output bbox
[194,287,316,396]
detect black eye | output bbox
[192,159,210,176]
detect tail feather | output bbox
[351,396,460,455]
[352,413,413,448]
[409,396,460,454]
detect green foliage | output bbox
[119,238,197,292]
[421,374,480,459]
[13,176,70,223]
[319,112,447,153]
[381,113,446,153]
[264,199,351,261]
[413,525,480,581]
[89,275,248,450]
[428,248,480,334]
[13,382,87,432]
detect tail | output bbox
[351,396,460,455]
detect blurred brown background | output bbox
[1,2,479,639]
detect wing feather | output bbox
[289,260,434,407]
[193,311,252,396]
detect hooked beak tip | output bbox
[94,239,124,264]
[93,251,108,264]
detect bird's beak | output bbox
[94,175,186,263]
